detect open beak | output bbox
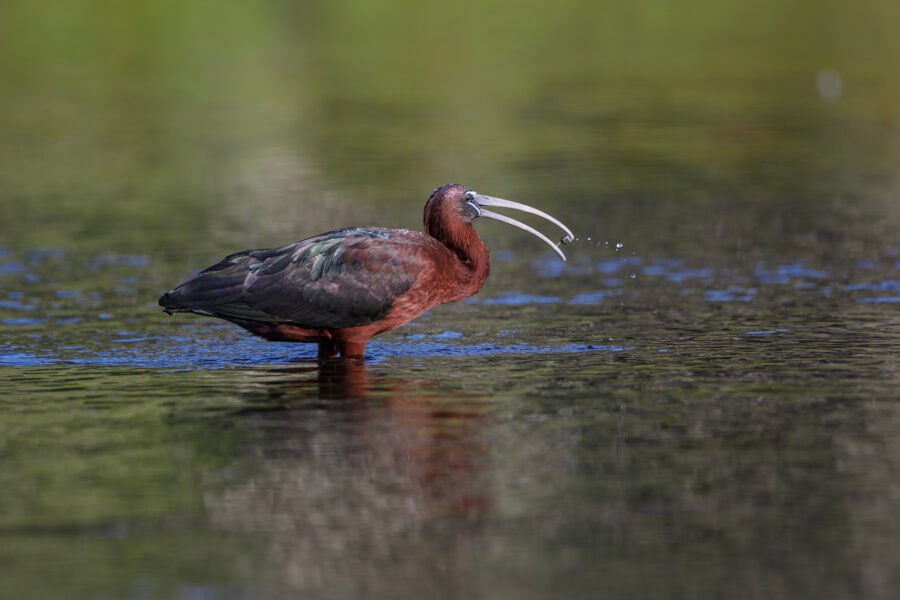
[468,194,575,261]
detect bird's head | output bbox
[425,183,574,261]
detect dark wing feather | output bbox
[160,228,431,328]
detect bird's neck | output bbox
[426,220,490,297]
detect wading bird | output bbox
[159,184,573,359]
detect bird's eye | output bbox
[464,190,477,200]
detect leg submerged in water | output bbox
[317,339,337,360]
[334,337,368,359]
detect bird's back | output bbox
[159,227,457,330]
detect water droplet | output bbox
[816,69,843,102]
[615,242,624,249]
[630,273,636,279]
[587,236,592,241]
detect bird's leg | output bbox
[336,339,368,359]
[317,339,337,360]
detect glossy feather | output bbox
[160,227,436,329]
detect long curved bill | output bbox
[472,194,574,262]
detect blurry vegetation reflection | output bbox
[0,0,898,263]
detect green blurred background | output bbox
[2,1,900,599]
[2,0,898,261]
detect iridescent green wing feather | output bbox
[160,228,431,328]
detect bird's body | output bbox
[160,184,572,359]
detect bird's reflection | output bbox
[304,358,491,518]
[203,359,493,596]
[316,358,371,400]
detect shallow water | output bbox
[3,1,900,599]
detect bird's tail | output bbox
[158,264,269,321]
[158,290,191,315]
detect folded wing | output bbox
[159,228,432,329]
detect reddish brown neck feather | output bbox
[424,203,490,293]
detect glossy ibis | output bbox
[159,183,573,359]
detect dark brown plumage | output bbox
[159,184,572,359]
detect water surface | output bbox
[2,1,900,598]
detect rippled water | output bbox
[3,1,900,599]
